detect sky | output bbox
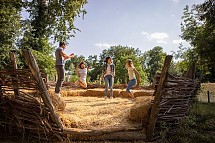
[62,0,205,58]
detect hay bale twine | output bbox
[50,94,66,111]
[129,97,152,126]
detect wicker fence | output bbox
[0,51,200,142]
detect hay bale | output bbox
[66,90,86,96]
[50,94,66,111]
[86,89,104,97]
[129,97,152,125]
[59,114,80,128]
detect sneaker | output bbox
[110,96,113,100]
[104,96,107,100]
[55,93,61,97]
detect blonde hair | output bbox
[126,59,134,68]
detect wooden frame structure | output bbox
[146,56,200,140]
[0,51,200,142]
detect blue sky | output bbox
[62,0,205,58]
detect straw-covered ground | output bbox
[48,84,155,132]
[58,95,153,130]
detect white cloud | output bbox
[149,32,169,40]
[141,31,149,35]
[141,31,169,44]
[172,39,186,44]
[95,42,114,48]
[172,0,180,3]
[157,40,167,44]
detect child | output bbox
[125,59,141,101]
[75,62,88,89]
[101,57,115,99]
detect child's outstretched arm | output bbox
[75,67,79,76]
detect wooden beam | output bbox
[63,128,146,141]
[9,51,19,96]
[185,62,196,79]
[21,49,63,129]
[146,55,172,140]
[0,81,2,97]
[9,51,18,69]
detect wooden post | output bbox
[0,81,3,97]
[10,51,19,96]
[146,55,172,140]
[9,51,18,69]
[21,49,63,129]
[207,91,210,103]
[185,62,196,79]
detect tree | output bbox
[142,46,166,83]
[98,45,146,84]
[181,0,215,81]
[0,0,22,69]
[18,0,87,74]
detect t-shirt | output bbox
[103,63,115,77]
[104,64,112,77]
[55,47,64,65]
[78,68,87,83]
[128,67,136,80]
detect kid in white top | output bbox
[75,62,88,88]
[125,59,141,101]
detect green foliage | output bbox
[87,55,102,82]
[17,0,87,74]
[98,45,147,84]
[181,0,215,81]
[142,46,166,83]
[69,75,79,83]
[0,0,22,69]
[171,44,198,76]
[31,49,55,74]
[24,0,87,42]
[65,54,86,71]
[170,102,215,143]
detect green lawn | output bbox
[169,102,215,143]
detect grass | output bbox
[167,102,215,143]
[162,83,215,143]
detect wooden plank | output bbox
[21,49,63,129]
[146,55,172,140]
[184,62,196,79]
[63,127,146,141]
[9,51,19,96]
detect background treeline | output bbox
[0,0,214,84]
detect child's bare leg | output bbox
[80,82,87,89]
[75,80,80,86]
[128,92,135,99]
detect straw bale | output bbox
[85,89,104,97]
[129,97,152,125]
[48,88,154,98]
[134,90,154,97]
[59,114,80,128]
[65,90,86,96]
[50,94,66,111]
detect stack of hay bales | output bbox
[129,97,152,126]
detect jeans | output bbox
[104,75,114,97]
[55,65,65,93]
[126,78,136,93]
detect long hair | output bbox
[105,57,111,64]
[126,59,134,68]
[78,62,85,69]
